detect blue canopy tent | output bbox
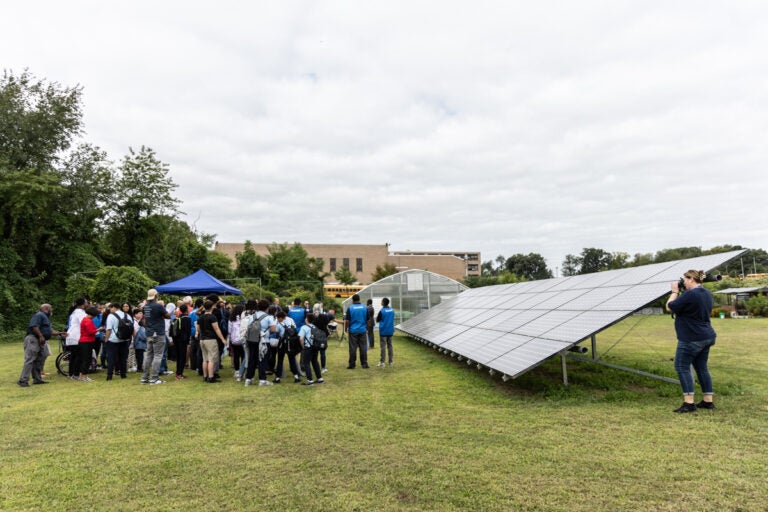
[155,269,242,296]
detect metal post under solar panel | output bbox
[561,351,568,386]
[567,354,678,384]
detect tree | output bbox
[654,246,702,263]
[0,70,85,325]
[0,70,83,172]
[561,254,580,276]
[609,251,630,270]
[334,266,356,285]
[371,262,398,282]
[101,146,181,267]
[89,266,156,305]
[236,240,268,280]
[265,243,324,292]
[580,248,613,274]
[204,250,234,280]
[505,253,552,280]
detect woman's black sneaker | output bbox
[673,403,697,413]
[696,400,715,410]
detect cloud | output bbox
[3,1,767,268]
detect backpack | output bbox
[168,317,180,339]
[246,312,266,343]
[311,325,328,350]
[112,312,134,341]
[283,324,301,354]
[237,312,251,343]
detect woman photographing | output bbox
[665,270,717,413]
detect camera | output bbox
[677,273,722,293]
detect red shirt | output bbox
[79,317,97,343]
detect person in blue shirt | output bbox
[288,298,306,329]
[344,294,369,369]
[298,313,324,385]
[18,304,65,387]
[666,269,717,414]
[376,298,395,367]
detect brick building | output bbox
[214,242,481,284]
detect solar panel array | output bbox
[396,250,744,379]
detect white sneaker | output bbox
[258,380,273,386]
[244,379,253,386]
[315,378,325,384]
[128,366,137,373]
[149,379,164,385]
[234,371,240,379]
[377,361,385,367]
[321,368,328,373]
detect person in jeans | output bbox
[344,294,369,369]
[141,289,170,385]
[376,297,395,367]
[132,308,147,373]
[18,304,66,387]
[666,269,717,413]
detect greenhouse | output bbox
[341,269,469,325]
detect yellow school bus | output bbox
[323,284,365,298]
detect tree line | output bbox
[0,71,328,330]
[471,245,768,288]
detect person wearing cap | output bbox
[141,289,171,385]
[18,304,66,387]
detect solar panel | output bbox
[397,250,745,380]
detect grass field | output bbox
[1,316,766,511]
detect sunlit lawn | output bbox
[1,316,766,511]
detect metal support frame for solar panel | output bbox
[396,250,745,386]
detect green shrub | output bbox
[746,295,768,317]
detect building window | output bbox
[467,264,479,272]
[356,257,363,272]
[343,258,350,269]
[330,258,336,272]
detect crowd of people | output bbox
[17,289,396,388]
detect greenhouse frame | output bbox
[341,269,469,325]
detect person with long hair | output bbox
[228,304,245,378]
[65,298,88,379]
[666,269,717,413]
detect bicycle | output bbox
[55,335,98,377]
[55,335,71,376]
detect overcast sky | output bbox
[3,1,767,272]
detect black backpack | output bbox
[283,324,301,354]
[112,312,134,340]
[311,325,328,350]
